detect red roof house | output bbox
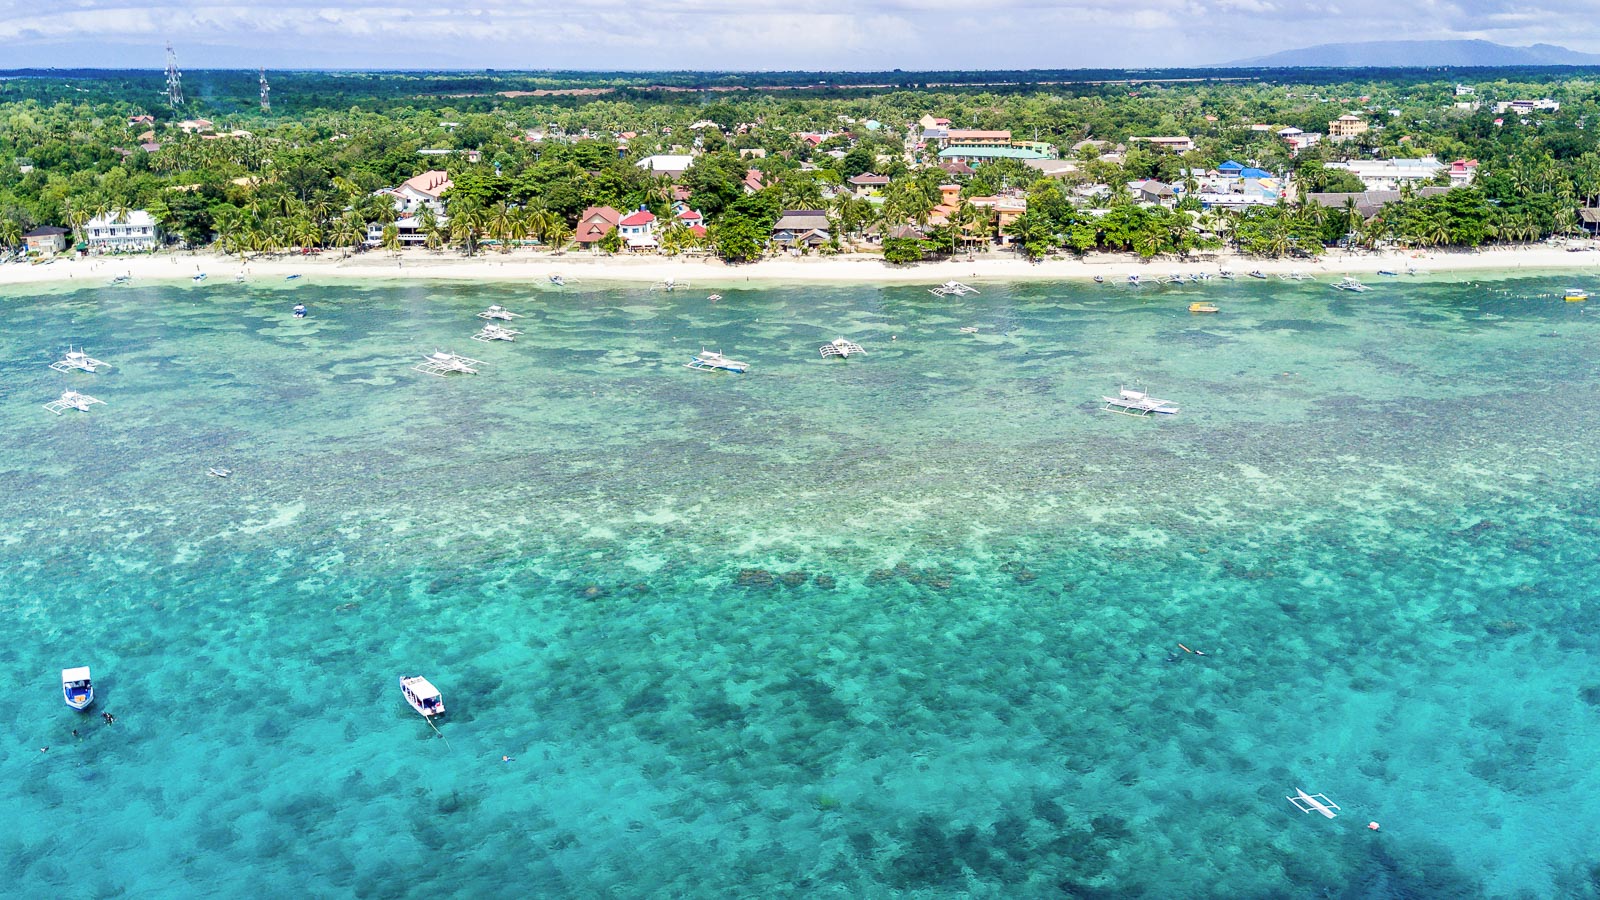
[574,206,622,244]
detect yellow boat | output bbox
[1564,289,1588,302]
[1188,302,1219,313]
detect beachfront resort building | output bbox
[85,211,161,253]
[1324,157,1455,192]
[618,209,658,250]
[574,207,622,247]
[24,226,70,254]
[771,210,831,249]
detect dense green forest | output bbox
[2,67,1598,260]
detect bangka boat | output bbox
[820,338,866,358]
[1218,270,1235,280]
[1564,288,1589,302]
[50,348,107,374]
[285,274,302,281]
[1188,302,1219,314]
[1247,270,1267,279]
[193,273,207,283]
[234,273,247,284]
[472,323,521,342]
[1158,274,1184,285]
[706,293,723,301]
[929,280,978,297]
[959,326,979,334]
[1092,275,1105,283]
[1333,277,1371,292]
[399,675,445,718]
[1377,269,1401,277]
[62,667,93,711]
[477,305,521,320]
[292,304,307,318]
[208,467,232,478]
[684,349,748,373]
[653,277,689,292]
[44,390,105,415]
[1127,274,1142,286]
[549,274,565,286]
[109,275,130,286]
[1101,387,1179,417]
[413,350,484,377]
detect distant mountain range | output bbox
[1222,40,1600,68]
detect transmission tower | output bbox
[259,68,271,113]
[165,43,184,108]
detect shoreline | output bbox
[4,242,1599,289]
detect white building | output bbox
[85,211,160,253]
[1325,157,1450,192]
[1494,99,1560,114]
[635,155,695,178]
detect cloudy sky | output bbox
[2,0,1598,70]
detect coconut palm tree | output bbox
[381,224,401,255]
[0,218,23,253]
[544,219,572,253]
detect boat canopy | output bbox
[62,666,91,682]
[405,677,441,700]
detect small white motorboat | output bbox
[62,667,94,711]
[399,675,445,718]
[292,304,307,318]
[193,273,207,283]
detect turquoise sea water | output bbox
[6,271,1600,897]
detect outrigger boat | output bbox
[399,675,445,718]
[1218,270,1235,280]
[44,390,105,415]
[549,274,565,286]
[472,323,521,342]
[1279,271,1312,282]
[192,273,207,283]
[820,338,866,358]
[477,305,521,320]
[1333,277,1371,292]
[1092,275,1105,284]
[208,467,232,478]
[684,349,748,373]
[929,280,978,297]
[413,350,484,377]
[234,272,247,284]
[1101,387,1179,417]
[706,293,723,301]
[1564,288,1589,302]
[1127,274,1142,286]
[1188,302,1220,314]
[292,304,307,318]
[1377,269,1401,277]
[50,348,107,374]
[1158,273,1184,285]
[285,274,302,281]
[109,274,131,286]
[62,667,93,710]
[1247,271,1267,279]
[653,277,690,292]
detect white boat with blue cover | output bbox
[62,667,93,710]
[685,349,748,373]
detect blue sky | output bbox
[2,0,1598,70]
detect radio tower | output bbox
[164,42,184,108]
[259,68,271,113]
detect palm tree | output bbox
[449,201,488,256]
[381,224,401,255]
[0,218,23,253]
[488,201,519,252]
[544,219,572,253]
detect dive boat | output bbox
[684,349,748,373]
[62,667,93,710]
[1564,288,1588,302]
[399,675,445,718]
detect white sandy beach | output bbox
[4,241,1599,289]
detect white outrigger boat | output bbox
[1332,277,1370,292]
[292,303,307,318]
[44,390,105,415]
[472,323,522,342]
[929,280,979,297]
[684,349,748,373]
[1279,271,1312,282]
[50,348,107,374]
[549,273,565,286]
[399,675,445,718]
[653,277,689,292]
[192,273,207,283]
[1126,274,1142,286]
[414,350,484,377]
[109,274,131,286]
[477,305,521,321]
[1101,387,1179,417]
[62,667,94,711]
[1287,788,1340,819]
[820,338,866,358]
